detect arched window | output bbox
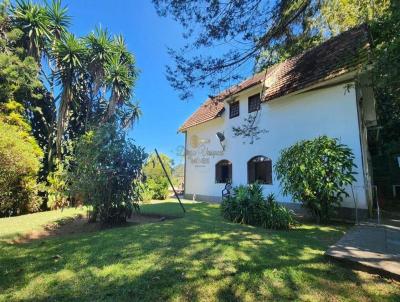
[248,156,272,184]
[215,160,232,183]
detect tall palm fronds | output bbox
[9,0,139,157]
[112,34,135,67]
[85,26,112,96]
[52,33,86,157]
[104,52,133,121]
[10,0,51,62]
[103,36,138,121]
[46,0,70,41]
[44,0,71,114]
[119,101,142,129]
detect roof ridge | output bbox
[286,23,368,61]
[179,25,369,132]
[236,24,369,91]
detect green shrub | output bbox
[221,183,295,230]
[133,180,153,203]
[0,120,43,216]
[262,194,296,230]
[140,186,154,203]
[47,160,69,209]
[146,177,169,200]
[69,123,146,224]
[275,136,356,223]
[142,152,172,200]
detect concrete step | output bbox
[325,223,400,280]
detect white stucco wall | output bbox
[184,83,368,209]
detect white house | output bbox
[179,25,377,217]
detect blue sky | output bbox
[62,0,250,164]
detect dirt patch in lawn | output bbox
[12,213,177,244]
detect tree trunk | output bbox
[56,85,72,159]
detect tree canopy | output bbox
[0,0,144,217]
[153,0,390,99]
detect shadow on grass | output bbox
[0,202,399,301]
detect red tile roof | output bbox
[179,25,369,132]
[178,73,265,131]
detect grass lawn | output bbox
[0,207,86,242]
[0,200,399,301]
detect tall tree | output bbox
[46,0,70,41]
[0,2,44,215]
[10,0,50,62]
[318,0,389,36]
[52,33,86,157]
[369,1,400,147]
[118,100,142,129]
[152,0,390,99]
[85,26,112,97]
[153,0,318,99]
[8,0,71,176]
[104,36,138,121]
[2,0,142,213]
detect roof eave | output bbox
[178,114,223,133]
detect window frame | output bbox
[247,156,272,185]
[229,101,240,119]
[248,93,261,113]
[215,160,232,184]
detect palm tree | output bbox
[10,0,50,62]
[112,34,135,67]
[119,101,142,129]
[52,33,86,158]
[104,52,132,120]
[85,26,113,97]
[45,0,70,41]
[103,37,138,121]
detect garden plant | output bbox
[221,182,295,230]
[275,135,357,223]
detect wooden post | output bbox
[154,148,186,213]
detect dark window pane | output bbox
[255,161,267,182]
[248,94,261,113]
[247,156,272,184]
[229,101,240,118]
[216,160,232,183]
[221,165,229,181]
[248,160,255,184]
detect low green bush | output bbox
[262,194,296,230]
[146,177,169,200]
[221,183,295,230]
[133,180,153,203]
[0,119,43,217]
[133,177,169,203]
[142,152,172,200]
[47,160,69,209]
[140,188,154,203]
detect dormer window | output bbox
[229,101,240,119]
[248,94,261,113]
